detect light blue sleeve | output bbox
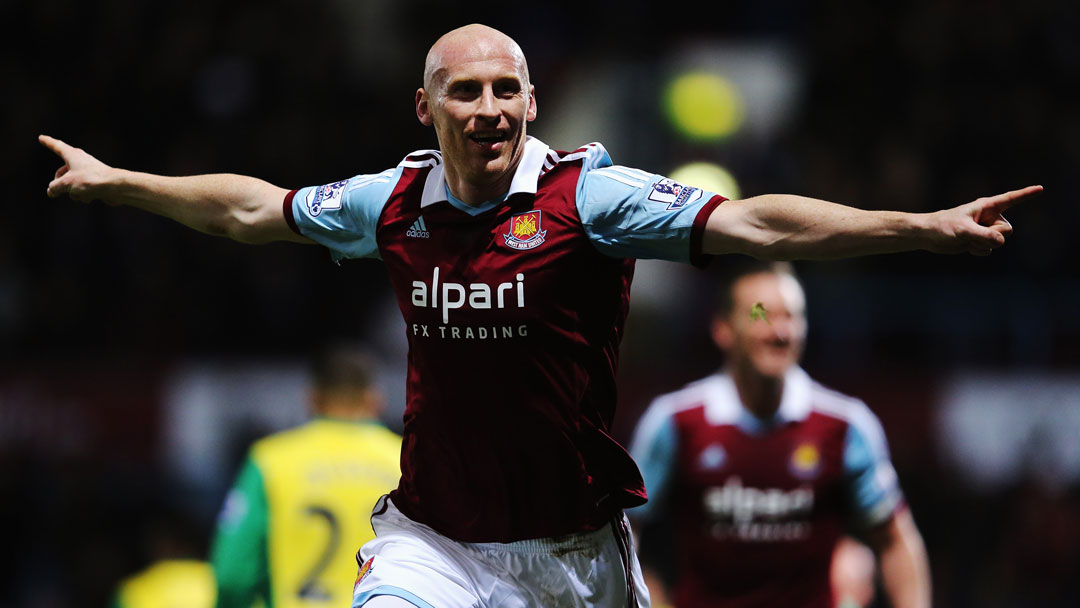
[627,406,679,523]
[844,411,903,528]
[576,164,723,263]
[290,166,404,261]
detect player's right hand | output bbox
[924,185,1042,256]
[39,135,116,203]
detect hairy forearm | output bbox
[704,194,934,260]
[105,170,294,243]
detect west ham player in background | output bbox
[42,23,1031,608]
[630,261,931,608]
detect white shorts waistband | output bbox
[470,520,618,555]
[375,495,620,556]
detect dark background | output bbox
[3,0,1078,606]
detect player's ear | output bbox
[416,88,434,126]
[711,314,735,351]
[526,85,537,122]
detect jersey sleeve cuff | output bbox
[861,494,906,530]
[689,194,727,268]
[282,189,301,235]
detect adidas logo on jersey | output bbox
[406,217,430,239]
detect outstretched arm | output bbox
[865,509,932,608]
[703,186,1041,260]
[40,135,310,245]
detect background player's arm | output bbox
[211,458,271,608]
[627,406,679,607]
[703,187,1040,260]
[864,508,932,608]
[40,135,308,244]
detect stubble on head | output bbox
[423,24,531,101]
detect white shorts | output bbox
[351,495,650,608]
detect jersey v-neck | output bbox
[419,136,552,217]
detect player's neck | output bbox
[730,364,784,419]
[443,161,518,206]
[314,403,379,422]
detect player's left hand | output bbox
[39,134,118,204]
[925,185,1042,255]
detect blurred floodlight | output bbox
[669,161,741,200]
[664,72,745,140]
[665,43,802,144]
[939,371,1080,490]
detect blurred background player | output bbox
[112,560,215,608]
[630,261,931,608]
[111,508,216,608]
[210,346,401,608]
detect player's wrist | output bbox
[102,168,145,206]
[906,211,942,252]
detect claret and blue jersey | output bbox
[286,137,719,264]
[284,137,725,543]
[629,367,904,608]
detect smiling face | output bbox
[713,271,807,381]
[416,25,536,201]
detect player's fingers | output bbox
[46,177,68,198]
[55,165,70,180]
[989,216,1013,237]
[38,134,74,158]
[961,224,1005,249]
[978,185,1043,217]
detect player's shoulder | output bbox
[552,142,611,170]
[662,373,727,405]
[355,420,404,446]
[642,373,733,424]
[561,142,658,184]
[806,379,886,439]
[249,421,314,458]
[563,142,668,206]
[399,148,443,168]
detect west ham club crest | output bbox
[789,442,822,479]
[503,210,547,250]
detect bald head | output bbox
[423,24,530,96]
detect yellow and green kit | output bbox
[210,418,401,608]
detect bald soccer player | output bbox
[42,23,1035,608]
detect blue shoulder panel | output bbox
[844,415,903,527]
[575,148,720,262]
[291,166,404,261]
[628,406,679,522]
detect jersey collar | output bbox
[774,366,813,423]
[708,366,814,433]
[420,136,551,209]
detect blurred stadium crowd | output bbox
[3,0,1079,606]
